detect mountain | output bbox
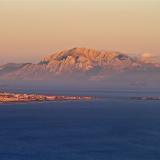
[0,48,160,89]
[40,48,137,74]
[0,63,30,76]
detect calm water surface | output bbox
[0,93,160,160]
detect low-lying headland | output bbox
[0,92,93,103]
[131,96,160,101]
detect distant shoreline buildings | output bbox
[0,92,92,103]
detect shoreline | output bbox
[0,92,93,104]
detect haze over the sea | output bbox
[0,0,160,63]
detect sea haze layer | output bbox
[0,91,160,160]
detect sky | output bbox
[0,0,160,63]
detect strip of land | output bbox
[0,92,93,103]
[131,96,160,100]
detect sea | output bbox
[0,90,160,160]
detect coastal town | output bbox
[0,92,93,103]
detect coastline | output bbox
[0,92,93,104]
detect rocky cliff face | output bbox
[1,48,160,82]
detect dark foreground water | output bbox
[0,98,160,160]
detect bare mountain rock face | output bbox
[40,48,137,74]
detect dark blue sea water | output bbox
[0,92,160,160]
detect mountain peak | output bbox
[41,47,129,64]
[35,47,137,77]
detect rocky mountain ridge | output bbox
[0,48,159,81]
